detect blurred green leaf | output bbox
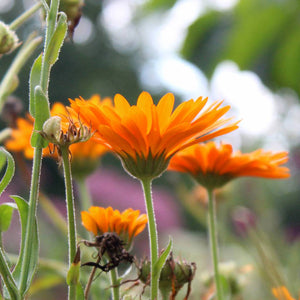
[10,195,39,295]
[0,148,15,198]
[29,54,42,118]
[28,274,64,296]
[144,0,177,11]
[45,12,67,65]
[181,0,300,97]
[219,274,231,300]
[30,86,50,148]
[0,203,17,232]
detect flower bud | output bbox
[0,21,19,55]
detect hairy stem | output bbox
[141,178,159,300]
[110,268,120,300]
[61,147,77,300]
[19,147,42,295]
[207,189,223,300]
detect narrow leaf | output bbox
[153,237,173,276]
[30,86,50,148]
[29,54,42,117]
[0,203,17,232]
[10,196,39,295]
[0,148,15,198]
[44,12,67,66]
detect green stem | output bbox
[9,2,43,30]
[40,0,60,92]
[141,178,159,300]
[0,34,42,112]
[207,189,223,300]
[110,268,120,300]
[76,178,93,212]
[0,248,20,300]
[61,147,77,300]
[19,147,43,295]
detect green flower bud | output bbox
[0,21,19,55]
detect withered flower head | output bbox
[41,114,91,147]
[0,21,19,55]
[138,252,196,299]
[81,206,147,248]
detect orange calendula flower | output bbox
[168,142,290,189]
[272,286,299,300]
[81,206,148,246]
[5,95,110,175]
[70,91,239,180]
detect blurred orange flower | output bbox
[5,95,109,163]
[81,206,148,246]
[272,286,299,300]
[70,91,239,179]
[169,142,290,189]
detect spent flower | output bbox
[81,206,148,248]
[0,21,19,55]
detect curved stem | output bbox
[9,1,43,30]
[141,178,159,300]
[19,147,42,295]
[0,34,42,112]
[61,147,77,300]
[207,189,223,300]
[110,268,120,300]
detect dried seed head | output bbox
[0,21,19,55]
[41,115,92,147]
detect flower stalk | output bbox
[207,188,223,300]
[141,178,159,300]
[61,146,77,300]
[110,267,120,300]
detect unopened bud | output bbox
[0,21,19,55]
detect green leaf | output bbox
[29,54,42,118]
[30,86,50,148]
[44,12,67,66]
[0,203,17,232]
[0,148,15,198]
[10,195,39,295]
[153,237,173,278]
